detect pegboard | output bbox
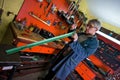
[16,0,70,36]
[14,0,77,54]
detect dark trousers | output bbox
[44,44,73,80]
[43,69,55,80]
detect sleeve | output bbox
[67,29,76,40]
[84,39,99,56]
[69,38,99,58]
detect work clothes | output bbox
[52,33,99,80]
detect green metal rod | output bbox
[6,32,75,55]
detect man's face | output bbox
[85,24,97,35]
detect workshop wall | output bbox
[16,0,70,36]
[0,0,119,43]
[79,0,120,35]
[0,0,24,43]
[13,0,73,54]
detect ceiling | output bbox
[86,0,120,28]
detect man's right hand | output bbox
[70,24,77,30]
[72,33,78,41]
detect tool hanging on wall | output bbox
[6,31,75,55]
[29,12,51,26]
[0,0,4,24]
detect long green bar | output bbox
[6,32,74,55]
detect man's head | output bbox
[85,19,101,35]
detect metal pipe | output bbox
[6,32,75,55]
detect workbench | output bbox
[0,44,21,80]
[10,22,65,54]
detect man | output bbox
[44,19,101,80]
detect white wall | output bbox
[86,0,120,28]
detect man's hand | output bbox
[70,24,77,30]
[72,33,78,41]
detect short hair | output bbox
[88,19,101,30]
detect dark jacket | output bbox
[52,33,99,80]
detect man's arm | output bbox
[69,34,99,57]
